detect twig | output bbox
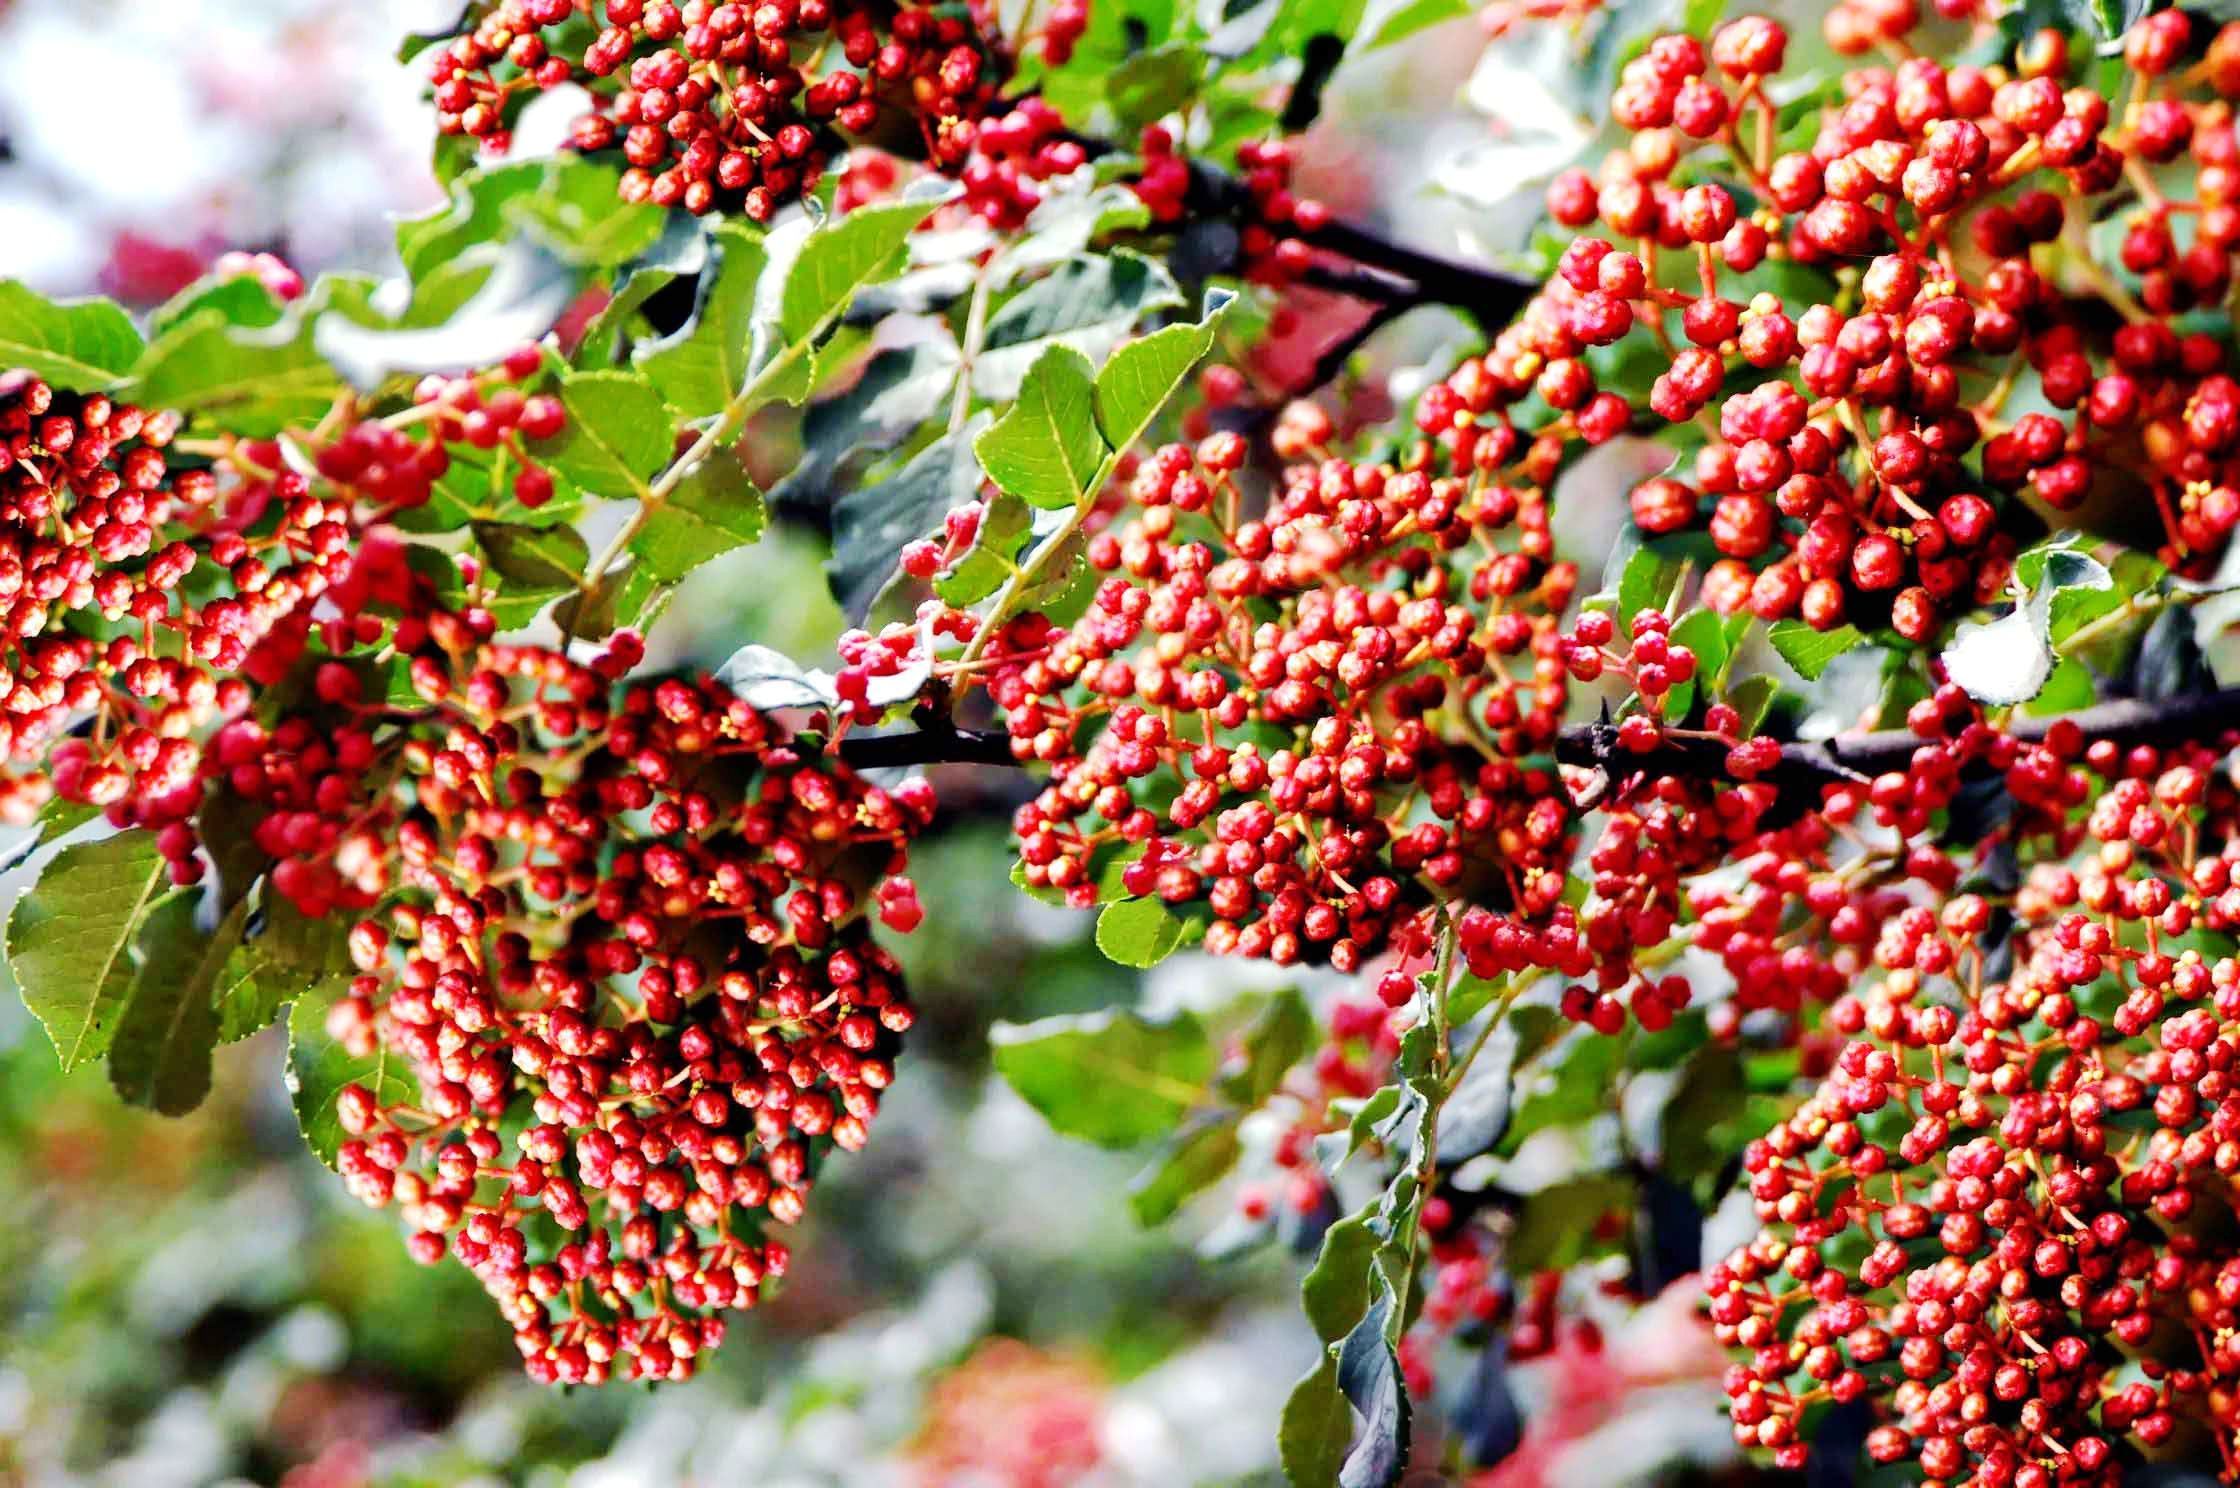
[836,687,2240,797]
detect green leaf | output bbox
[531,371,674,498]
[1661,606,1734,723]
[0,281,145,391]
[1096,895,1189,967]
[311,239,577,391]
[509,159,668,268]
[472,521,592,628]
[768,341,961,509]
[934,485,1032,608]
[1616,543,1688,624]
[148,274,287,340]
[221,894,355,1044]
[1945,542,2111,707]
[827,416,988,623]
[1280,1356,1352,1488]
[1659,1046,1746,1187]
[712,644,840,710]
[129,285,355,439]
[1128,1110,1244,1224]
[629,446,767,582]
[637,224,767,418]
[1216,988,1316,1107]
[108,894,252,1116]
[778,196,947,343]
[1499,1026,1619,1154]
[400,157,649,283]
[7,832,169,1071]
[1093,289,1233,454]
[1505,1173,1634,1271]
[402,442,582,532]
[989,1007,1214,1146]
[1352,0,1471,51]
[976,252,1185,398]
[1000,185,1154,281]
[975,345,1108,511]
[1769,619,1864,681]
[1108,45,1201,129]
[1725,672,1779,735]
[1301,1209,1381,1341]
[212,956,280,1047]
[288,973,414,1170]
[575,214,713,366]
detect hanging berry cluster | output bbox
[423,0,1079,221]
[317,659,933,1385]
[1707,704,2240,1481]
[1517,7,2240,633]
[983,423,1584,973]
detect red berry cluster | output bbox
[1527,7,2240,626]
[1709,706,2240,1481]
[431,0,1018,220]
[1129,129,1334,286]
[986,424,1580,971]
[0,373,209,827]
[311,657,934,1385]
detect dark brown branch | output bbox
[1555,687,2240,796]
[1181,156,1540,322]
[841,688,2240,790]
[838,723,1019,770]
[1051,130,1541,323]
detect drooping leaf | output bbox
[1128,1110,1244,1224]
[827,417,988,622]
[1093,288,1234,454]
[0,281,146,391]
[1096,894,1190,967]
[315,239,577,390]
[990,1007,1215,1147]
[1216,988,1317,1107]
[636,224,768,418]
[289,972,415,1169]
[712,644,840,711]
[975,252,1185,398]
[975,345,1108,511]
[1334,1287,1411,1488]
[6,831,169,1070]
[219,894,354,1043]
[769,341,961,511]
[1301,1209,1383,1342]
[1280,1355,1354,1488]
[109,893,252,1116]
